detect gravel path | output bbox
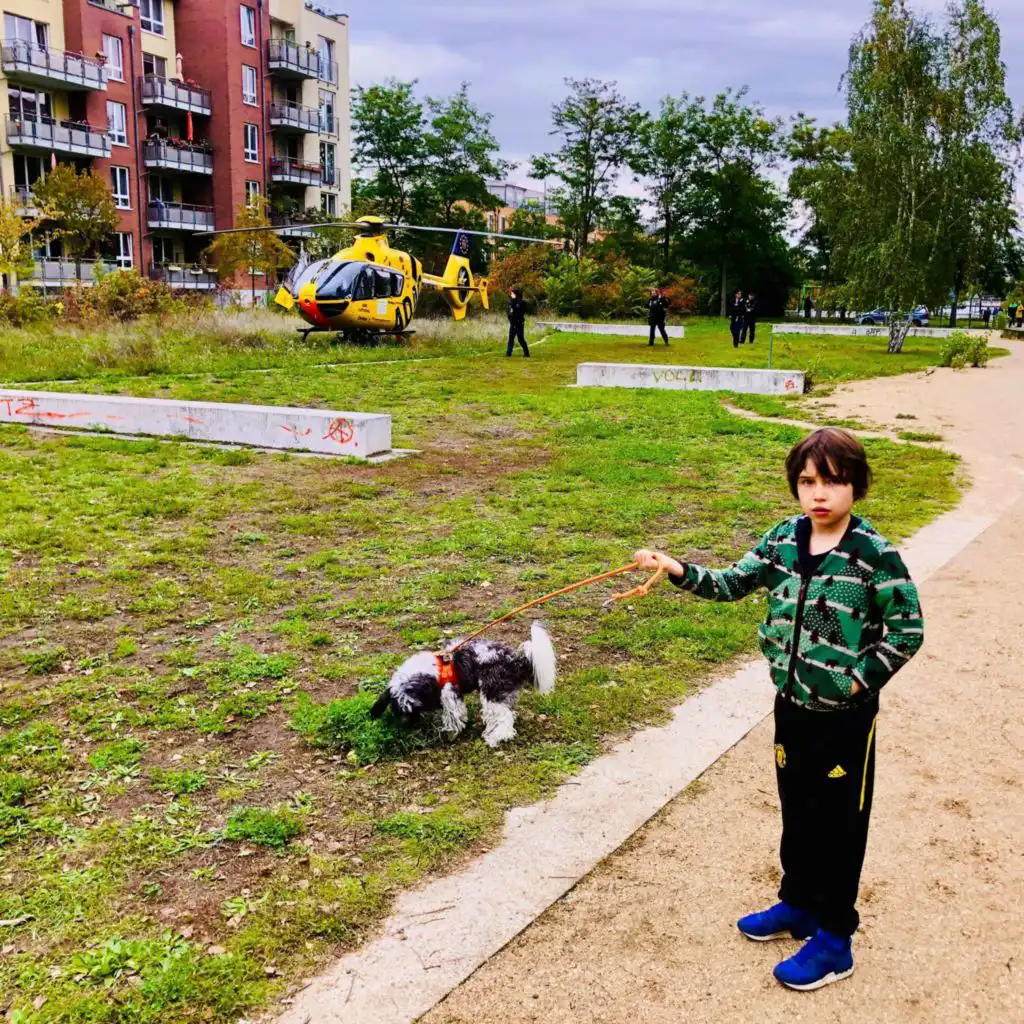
[423,344,1024,1024]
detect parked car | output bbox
[856,307,929,327]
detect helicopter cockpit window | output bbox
[373,269,392,300]
[352,268,374,301]
[390,273,404,297]
[316,261,362,301]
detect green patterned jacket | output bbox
[671,515,924,708]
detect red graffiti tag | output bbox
[784,379,797,392]
[322,417,354,445]
[279,424,313,439]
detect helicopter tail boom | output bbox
[423,231,488,321]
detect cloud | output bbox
[350,34,480,88]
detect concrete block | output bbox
[539,321,685,338]
[772,323,989,339]
[576,362,805,395]
[0,390,391,458]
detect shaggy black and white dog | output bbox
[370,621,557,747]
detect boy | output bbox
[634,428,923,991]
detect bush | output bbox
[993,312,1008,329]
[61,269,185,323]
[939,331,989,369]
[0,288,54,326]
[224,805,303,850]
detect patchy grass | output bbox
[0,318,965,1023]
[899,430,944,443]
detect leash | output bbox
[442,561,667,656]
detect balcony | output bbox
[9,186,40,217]
[144,139,213,175]
[140,75,212,116]
[267,39,318,79]
[269,100,319,134]
[147,201,215,232]
[1,40,107,91]
[269,156,321,186]
[318,58,338,85]
[149,263,218,290]
[6,116,111,158]
[270,213,318,238]
[25,259,115,289]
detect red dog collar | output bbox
[435,653,459,691]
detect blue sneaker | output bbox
[737,902,818,942]
[773,929,855,990]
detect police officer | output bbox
[506,287,529,358]
[741,291,758,344]
[647,288,670,346]
[731,289,746,347]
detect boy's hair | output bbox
[786,428,872,501]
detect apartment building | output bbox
[0,0,349,292]
[484,179,559,235]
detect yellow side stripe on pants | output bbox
[860,715,878,811]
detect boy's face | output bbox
[796,458,855,527]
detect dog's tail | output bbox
[522,621,557,695]
[369,688,392,719]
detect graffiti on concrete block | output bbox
[322,417,355,444]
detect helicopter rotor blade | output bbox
[384,224,560,245]
[194,221,367,238]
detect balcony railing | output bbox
[6,115,111,158]
[147,201,215,232]
[269,100,320,133]
[267,38,319,79]
[140,75,212,116]
[269,156,322,186]
[149,263,218,290]
[1,39,107,91]
[270,212,318,237]
[143,139,213,175]
[25,259,116,288]
[318,58,338,85]
[9,186,39,217]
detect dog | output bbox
[369,621,557,747]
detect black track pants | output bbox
[648,322,669,344]
[774,692,879,937]
[506,323,529,357]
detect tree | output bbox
[631,94,701,271]
[791,0,1021,351]
[675,89,783,315]
[350,80,426,224]
[531,78,643,257]
[32,165,118,278]
[205,195,295,307]
[0,199,40,287]
[421,83,508,226]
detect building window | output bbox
[8,87,52,122]
[153,236,175,265]
[321,191,337,217]
[319,141,335,185]
[317,35,335,82]
[107,101,128,146]
[245,180,260,207]
[240,5,256,47]
[149,174,173,203]
[115,232,133,270]
[142,53,166,79]
[242,65,257,105]
[318,90,335,134]
[102,35,124,81]
[243,123,258,163]
[140,0,165,36]
[110,166,131,209]
[3,14,48,49]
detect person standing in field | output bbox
[648,287,670,346]
[635,428,924,992]
[804,294,814,320]
[730,289,746,348]
[741,292,759,345]
[506,287,530,358]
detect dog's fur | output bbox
[370,621,557,747]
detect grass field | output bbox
[0,316,967,1022]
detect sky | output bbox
[334,0,1024,191]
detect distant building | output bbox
[484,178,559,234]
[0,0,350,293]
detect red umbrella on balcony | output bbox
[186,110,193,142]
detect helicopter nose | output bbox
[297,283,330,327]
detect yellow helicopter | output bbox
[202,216,554,341]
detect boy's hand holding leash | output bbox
[632,549,686,577]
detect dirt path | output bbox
[423,344,1024,1024]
